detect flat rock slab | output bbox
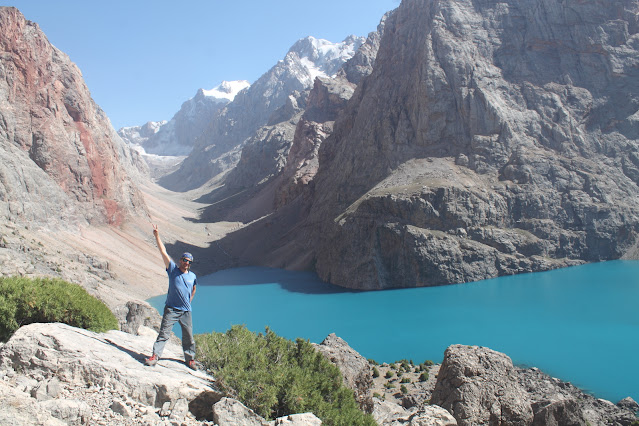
[0,322,217,407]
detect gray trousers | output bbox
[152,306,195,362]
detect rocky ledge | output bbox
[0,323,637,425]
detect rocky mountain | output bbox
[159,35,366,191]
[211,0,639,290]
[0,6,147,228]
[118,80,250,157]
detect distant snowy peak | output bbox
[202,80,250,102]
[118,121,167,145]
[284,35,366,83]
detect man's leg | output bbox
[152,306,180,358]
[178,310,195,363]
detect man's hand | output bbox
[151,223,171,269]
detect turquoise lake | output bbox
[149,260,639,403]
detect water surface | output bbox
[149,260,639,403]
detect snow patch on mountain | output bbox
[282,36,366,87]
[202,80,250,102]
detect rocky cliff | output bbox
[0,7,147,228]
[235,0,639,289]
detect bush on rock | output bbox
[196,325,376,425]
[0,276,118,341]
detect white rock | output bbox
[213,397,268,426]
[272,412,323,425]
[40,398,92,424]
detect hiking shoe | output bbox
[187,359,197,370]
[145,354,158,366]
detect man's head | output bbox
[180,252,193,269]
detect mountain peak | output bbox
[201,80,250,102]
[286,36,366,79]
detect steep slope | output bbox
[304,0,639,289]
[0,7,147,228]
[160,36,365,192]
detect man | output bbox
[145,224,197,370]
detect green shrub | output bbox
[372,367,380,378]
[423,360,434,366]
[400,385,408,395]
[400,378,411,384]
[385,370,394,379]
[0,276,118,342]
[384,383,395,389]
[195,325,376,425]
[419,371,429,382]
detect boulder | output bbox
[431,345,533,425]
[113,299,163,335]
[531,399,587,426]
[313,333,373,411]
[271,412,323,425]
[213,397,269,426]
[617,397,639,413]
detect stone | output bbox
[406,405,458,426]
[531,399,586,426]
[169,398,190,421]
[431,345,533,425]
[212,397,268,426]
[114,300,163,335]
[110,399,133,418]
[40,398,92,424]
[372,399,411,425]
[617,397,639,412]
[313,333,373,411]
[372,398,458,426]
[272,412,323,425]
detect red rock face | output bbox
[0,7,145,226]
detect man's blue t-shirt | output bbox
[164,260,197,311]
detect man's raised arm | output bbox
[152,224,171,270]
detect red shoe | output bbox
[145,354,158,366]
[187,359,196,370]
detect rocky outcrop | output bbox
[0,7,147,228]
[0,323,330,425]
[1,323,635,425]
[430,345,638,426]
[431,345,533,425]
[518,366,639,426]
[313,333,373,412]
[113,300,163,335]
[0,323,220,424]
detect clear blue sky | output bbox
[4,0,399,130]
